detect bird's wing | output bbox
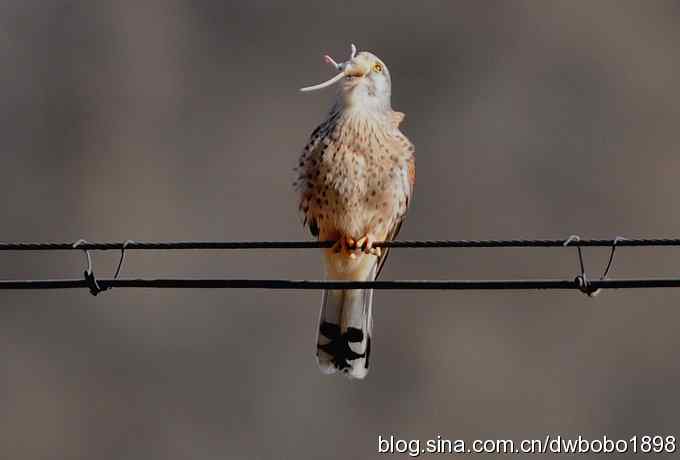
[391,111,405,128]
[295,120,331,237]
[376,153,415,278]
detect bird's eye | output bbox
[373,63,383,73]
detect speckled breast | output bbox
[296,111,414,239]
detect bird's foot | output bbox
[331,238,346,254]
[355,234,381,257]
[332,236,356,258]
[332,235,381,258]
[346,237,358,259]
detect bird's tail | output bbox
[316,265,376,379]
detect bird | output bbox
[294,44,415,379]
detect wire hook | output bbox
[113,240,134,280]
[72,239,135,295]
[564,235,598,297]
[563,235,626,297]
[73,239,107,296]
[600,236,625,280]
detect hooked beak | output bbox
[300,44,369,92]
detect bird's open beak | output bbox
[300,44,369,92]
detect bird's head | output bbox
[300,44,392,112]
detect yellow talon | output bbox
[332,236,382,258]
[354,234,378,255]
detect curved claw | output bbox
[355,234,380,257]
[333,235,382,258]
[346,238,357,259]
[331,239,343,254]
[332,237,351,255]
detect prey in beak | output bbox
[300,44,370,92]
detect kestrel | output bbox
[295,44,415,379]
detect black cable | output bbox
[3,236,680,294]
[2,237,680,251]
[3,277,680,290]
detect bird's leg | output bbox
[355,234,381,257]
[346,237,357,259]
[331,237,349,255]
[334,236,381,259]
[332,236,359,258]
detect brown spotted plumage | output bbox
[295,45,415,379]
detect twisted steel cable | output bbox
[2,237,680,251]
[1,237,680,294]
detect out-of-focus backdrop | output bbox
[2,1,680,458]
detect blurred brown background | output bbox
[2,1,680,458]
